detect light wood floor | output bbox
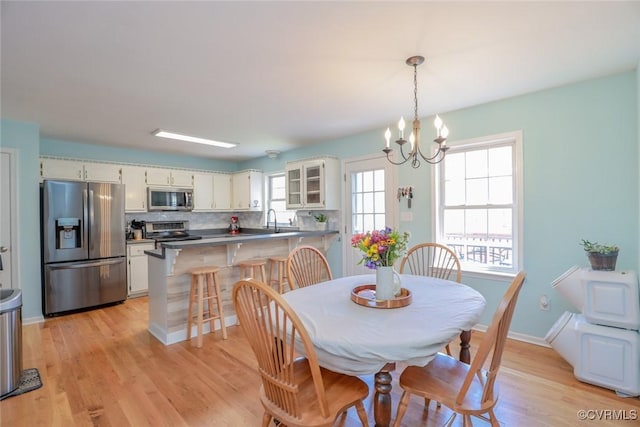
[2,297,639,426]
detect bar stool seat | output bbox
[187,266,228,348]
[238,259,267,282]
[267,256,289,293]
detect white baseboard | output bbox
[23,315,45,325]
[472,324,550,348]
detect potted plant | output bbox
[580,239,619,271]
[313,213,328,230]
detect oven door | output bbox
[147,188,193,211]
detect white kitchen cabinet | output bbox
[285,157,339,209]
[121,165,147,212]
[193,172,214,211]
[145,168,193,187]
[40,158,121,183]
[212,172,232,211]
[232,170,263,211]
[127,242,155,297]
[84,163,122,183]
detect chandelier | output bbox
[383,56,449,168]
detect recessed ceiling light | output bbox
[152,129,236,148]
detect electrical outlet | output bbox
[539,294,550,311]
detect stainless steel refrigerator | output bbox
[41,180,126,316]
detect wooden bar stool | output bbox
[267,256,289,293]
[187,266,228,348]
[238,259,267,282]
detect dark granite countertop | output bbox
[145,228,338,259]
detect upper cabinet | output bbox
[121,165,147,212]
[41,158,121,183]
[145,168,193,188]
[212,173,232,211]
[285,157,339,210]
[192,172,214,211]
[232,170,263,211]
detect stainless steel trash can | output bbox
[0,289,22,398]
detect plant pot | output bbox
[587,251,618,271]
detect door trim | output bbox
[0,148,20,289]
[341,153,398,276]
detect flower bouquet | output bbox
[351,227,410,269]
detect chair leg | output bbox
[462,414,473,426]
[424,397,431,409]
[187,275,196,341]
[205,272,215,334]
[261,412,273,427]
[393,391,411,427]
[488,409,500,427]
[259,264,267,283]
[355,401,368,427]
[278,261,285,294]
[196,274,204,348]
[213,271,228,340]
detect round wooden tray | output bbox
[351,284,412,309]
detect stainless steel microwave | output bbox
[147,187,193,211]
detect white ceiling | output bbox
[2,1,639,161]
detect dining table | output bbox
[281,273,487,427]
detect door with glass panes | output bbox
[343,155,397,276]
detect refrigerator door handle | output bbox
[83,187,89,251]
[48,258,124,270]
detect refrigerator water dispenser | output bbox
[56,217,81,250]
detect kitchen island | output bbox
[145,228,339,345]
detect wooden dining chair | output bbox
[393,271,526,427]
[400,242,462,356]
[286,245,333,289]
[232,278,369,427]
[399,242,462,283]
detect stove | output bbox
[144,221,202,246]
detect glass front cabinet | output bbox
[285,157,339,210]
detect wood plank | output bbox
[1,297,638,426]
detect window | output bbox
[435,131,523,276]
[351,169,386,233]
[266,173,296,226]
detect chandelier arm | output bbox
[415,142,444,162]
[384,150,411,166]
[417,144,447,165]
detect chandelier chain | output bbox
[413,63,419,122]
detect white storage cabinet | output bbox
[41,158,122,183]
[146,167,193,188]
[193,172,214,211]
[121,165,147,212]
[232,170,263,211]
[212,173,232,211]
[285,157,339,209]
[127,242,155,297]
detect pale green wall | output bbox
[2,70,638,339]
[244,71,639,338]
[0,120,42,316]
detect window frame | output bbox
[432,130,523,279]
[265,172,296,227]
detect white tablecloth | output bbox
[282,274,487,375]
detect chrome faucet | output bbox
[266,208,280,233]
